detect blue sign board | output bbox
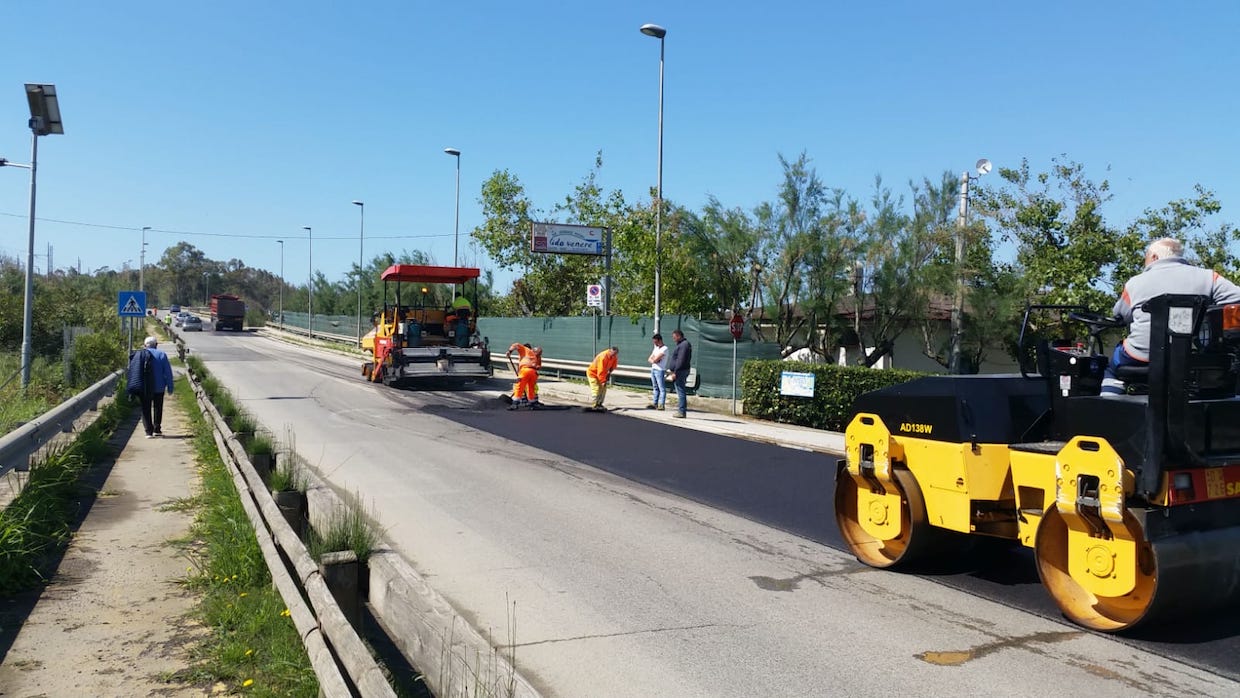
[118,291,147,317]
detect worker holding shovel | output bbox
[505,342,543,410]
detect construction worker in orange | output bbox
[506,342,543,410]
[585,346,619,412]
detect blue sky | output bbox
[2,1,1238,295]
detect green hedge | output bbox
[741,360,927,431]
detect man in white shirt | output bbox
[646,333,669,410]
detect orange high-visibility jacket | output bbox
[517,345,541,370]
[587,350,618,382]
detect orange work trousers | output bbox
[513,367,539,402]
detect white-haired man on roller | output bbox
[1101,238,1240,395]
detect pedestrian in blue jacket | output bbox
[128,336,175,437]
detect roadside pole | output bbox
[731,335,737,415]
[729,311,745,416]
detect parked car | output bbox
[182,315,203,331]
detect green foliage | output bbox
[70,330,127,386]
[1125,185,1240,280]
[245,432,275,457]
[0,392,128,595]
[741,360,925,431]
[975,156,1138,312]
[174,388,317,696]
[307,499,379,563]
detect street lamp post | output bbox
[304,226,313,338]
[444,148,461,269]
[203,271,209,306]
[948,158,991,375]
[277,239,284,327]
[352,201,364,347]
[140,226,151,293]
[640,23,667,335]
[16,84,64,389]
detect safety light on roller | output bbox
[1172,472,1195,503]
[1224,304,1240,335]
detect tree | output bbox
[673,197,761,316]
[1125,185,1240,279]
[752,152,845,354]
[975,156,1134,312]
[474,154,648,317]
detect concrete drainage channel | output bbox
[172,329,541,698]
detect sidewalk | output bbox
[0,386,204,696]
[499,368,846,454]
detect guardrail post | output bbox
[320,550,363,632]
[273,489,306,538]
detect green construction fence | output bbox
[476,315,782,398]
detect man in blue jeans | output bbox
[665,329,693,418]
[645,333,668,410]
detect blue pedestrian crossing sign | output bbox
[118,291,147,317]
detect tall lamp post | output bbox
[352,201,365,346]
[444,148,461,267]
[15,84,64,389]
[203,271,209,306]
[140,226,151,293]
[276,239,284,326]
[640,23,666,335]
[948,158,991,375]
[304,226,313,338]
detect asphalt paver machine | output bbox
[362,264,492,386]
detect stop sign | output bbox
[729,314,745,340]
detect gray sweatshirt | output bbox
[1113,257,1240,361]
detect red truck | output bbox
[209,294,246,331]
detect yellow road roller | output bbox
[835,294,1240,632]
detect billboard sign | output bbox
[531,222,606,256]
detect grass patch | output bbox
[0,382,128,595]
[172,384,318,696]
[307,498,380,563]
[268,427,308,494]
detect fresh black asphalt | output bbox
[432,399,1240,681]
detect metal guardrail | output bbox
[533,357,699,389]
[268,322,360,347]
[0,370,122,477]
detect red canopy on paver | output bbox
[379,265,481,284]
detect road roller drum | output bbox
[834,294,1240,632]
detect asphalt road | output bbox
[431,397,1240,682]
[179,327,1240,695]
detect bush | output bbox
[70,331,125,387]
[741,360,927,431]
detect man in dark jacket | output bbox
[665,329,693,418]
[128,336,175,437]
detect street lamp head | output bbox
[640,23,667,39]
[303,226,311,232]
[352,200,364,207]
[976,158,992,177]
[444,147,461,157]
[25,84,64,136]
